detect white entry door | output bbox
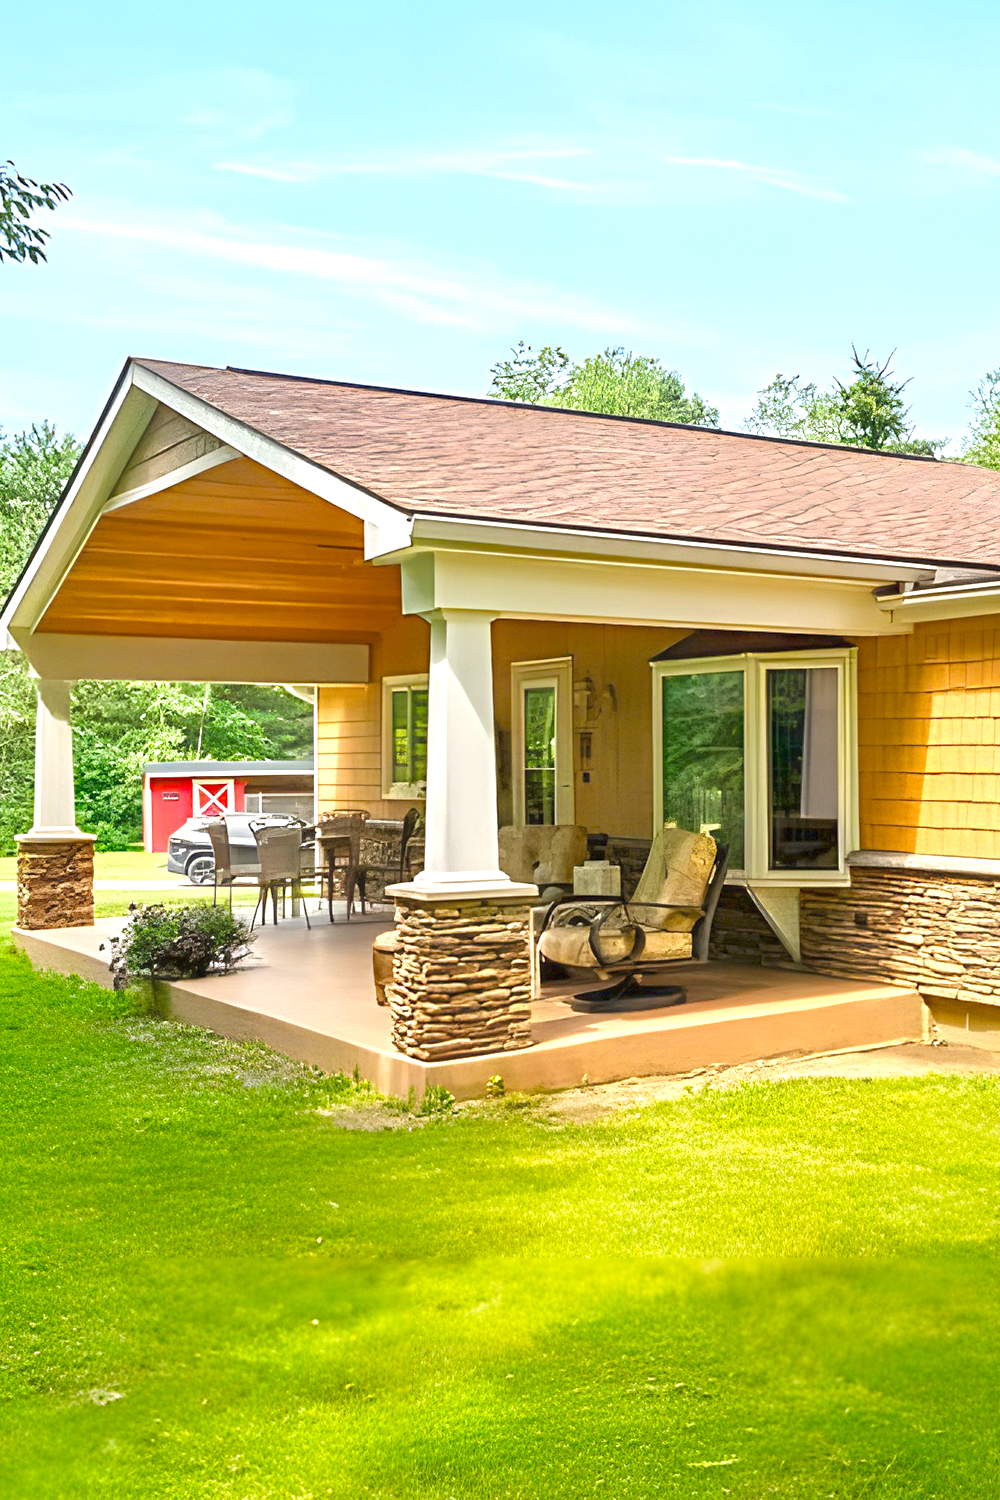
[511,658,574,825]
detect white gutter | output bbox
[382,515,933,587]
[878,578,1000,623]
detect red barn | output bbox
[142,760,315,852]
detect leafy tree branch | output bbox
[0,161,71,265]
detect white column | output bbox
[406,610,532,897]
[28,678,85,837]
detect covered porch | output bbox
[1,358,934,1086]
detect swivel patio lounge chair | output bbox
[536,826,729,1012]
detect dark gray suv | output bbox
[166,813,296,885]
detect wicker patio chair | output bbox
[204,819,261,908]
[316,810,369,921]
[250,821,314,929]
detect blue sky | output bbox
[3,0,1000,450]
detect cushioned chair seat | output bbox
[539,923,692,969]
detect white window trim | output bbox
[510,656,575,826]
[651,648,858,887]
[381,674,429,800]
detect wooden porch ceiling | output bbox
[37,457,403,644]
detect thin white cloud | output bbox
[56,212,626,332]
[925,146,1000,176]
[665,156,849,202]
[758,103,839,120]
[214,143,596,192]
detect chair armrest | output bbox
[536,893,628,936]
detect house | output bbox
[142,758,315,852]
[7,356,1000,1066]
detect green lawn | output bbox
[0,850,177,883]
[2,944,1000,1496]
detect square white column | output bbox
[26,678,88,838]
[403,610,534,898]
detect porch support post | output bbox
[16,679,95,930]
[418,609,507,888]
[386,610,537,1062]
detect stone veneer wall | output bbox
[709,887,790,966]
[16,837,95,930]
[387,893,534,1060]
[801,866,1000,1005]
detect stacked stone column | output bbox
[16,835,96,930]
[386,891,534,1060]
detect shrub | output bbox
[416,1084,456,1117]
[106,903,255,988]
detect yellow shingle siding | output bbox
[859,613,1000,859]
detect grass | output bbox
[1,942,1000,1496]
[0,850,179,883]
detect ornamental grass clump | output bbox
[106,903,255,988]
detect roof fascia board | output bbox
[130,363,409,534]
[102,444,239,512]
[878,582,1000,624]
[0,375,158,641]
[392,516,930,587]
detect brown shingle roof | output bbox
[136,358,1000,570]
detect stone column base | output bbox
[386,889,535,1060]
[16,834,96,930]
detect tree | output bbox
[745,348,944,456]
[962,371,1000,470]
[0,423,80,592]
[489,343,719,427]
[0,161,71,265]
[488,341,569,404]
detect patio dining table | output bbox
[314,812,369,922]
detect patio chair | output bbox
[205,819,261,908]
[536,826,730,1012]
[250,821,314,929]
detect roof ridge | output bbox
[134,357,941,463]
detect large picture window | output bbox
[653,649,857,884]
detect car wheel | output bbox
[186,854,216,886]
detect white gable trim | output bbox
[1,374,157,641]
[101,444,240,512]
[130,364,409,536]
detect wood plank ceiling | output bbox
[38,456,404,643]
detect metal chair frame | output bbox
[537,843,730,1012]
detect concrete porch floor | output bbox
[13,912,926,1100]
